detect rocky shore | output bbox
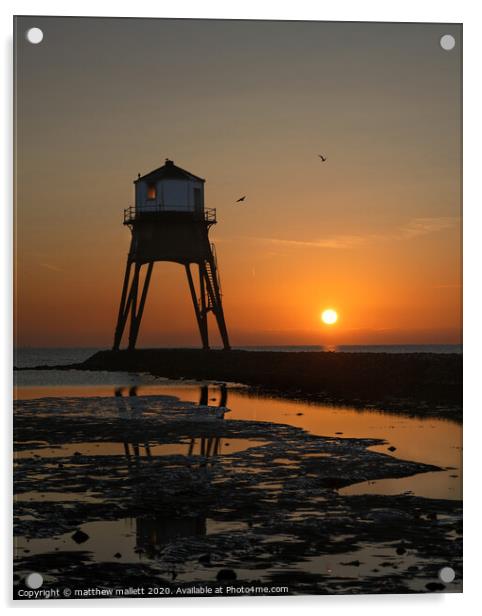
[14,392,462,596]
[28,349,462,420]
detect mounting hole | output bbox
[440,34,455,51]
[438,566,455,583]
[25,28,43,45]
[25,572,44,589]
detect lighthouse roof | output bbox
[134,159,205,184]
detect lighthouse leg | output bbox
[198,263,209,349]
[127,263,141,350]
[203,258,231,350]
[185,264,209,350]
[128,262,153,350]
[113,259,133,350]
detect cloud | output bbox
[39,263,63,272]
[259,235,366,250]
[250,216,459,250]
[397,217,459,240]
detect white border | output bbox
[2,1,481,614]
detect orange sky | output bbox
[15,18,461,348]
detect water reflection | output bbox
[14,379,462,500]
[121,436,224,466]
[199,383,228,407]
[15,514,251,566]
[14,377,462,591]
[136,515,207,560]
[113,384,228,464]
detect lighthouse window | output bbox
[193,187,202,208]
[147,183,157,200]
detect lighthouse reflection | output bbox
[113,384,228,463]
[110,384,226,559]
[134,515,207,560]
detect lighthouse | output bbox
[112,159,230,351]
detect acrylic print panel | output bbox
[13,17,462,599]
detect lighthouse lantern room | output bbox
[135,159,205,214]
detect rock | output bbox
[388,446,397,452]
[198,553,211,566]
[71,529,89,544]
[426,582,445,592]
[335,432,343,435]
[319,477,346,489]
[216,568,237,582]
[341,560,361,566]
[396,545,406,555]
[296,413,303,416]
[114,552,122,559]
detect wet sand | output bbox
[14,388,462,596]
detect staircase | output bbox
[202,244,222,311]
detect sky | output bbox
[14,17,462,348]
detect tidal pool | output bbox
[15,375,461,500]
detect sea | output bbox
[14,344,462,369]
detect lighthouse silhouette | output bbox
[113,159,230,351]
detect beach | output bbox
[13,349,462,596]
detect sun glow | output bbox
[321,309,338,325]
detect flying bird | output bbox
[318,154,327,162]
[235,196,246,203]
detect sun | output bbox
[321,309,338,325]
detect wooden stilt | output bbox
[127,264,141,350]
[113,259,133,350]
[113,251,229,350]
[185,264,209,350]
[128,262,153,350]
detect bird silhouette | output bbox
[318,154,327,162]
[235,196,246,203]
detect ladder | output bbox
[202,244,222,310]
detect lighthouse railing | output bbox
[123,206,216,225]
